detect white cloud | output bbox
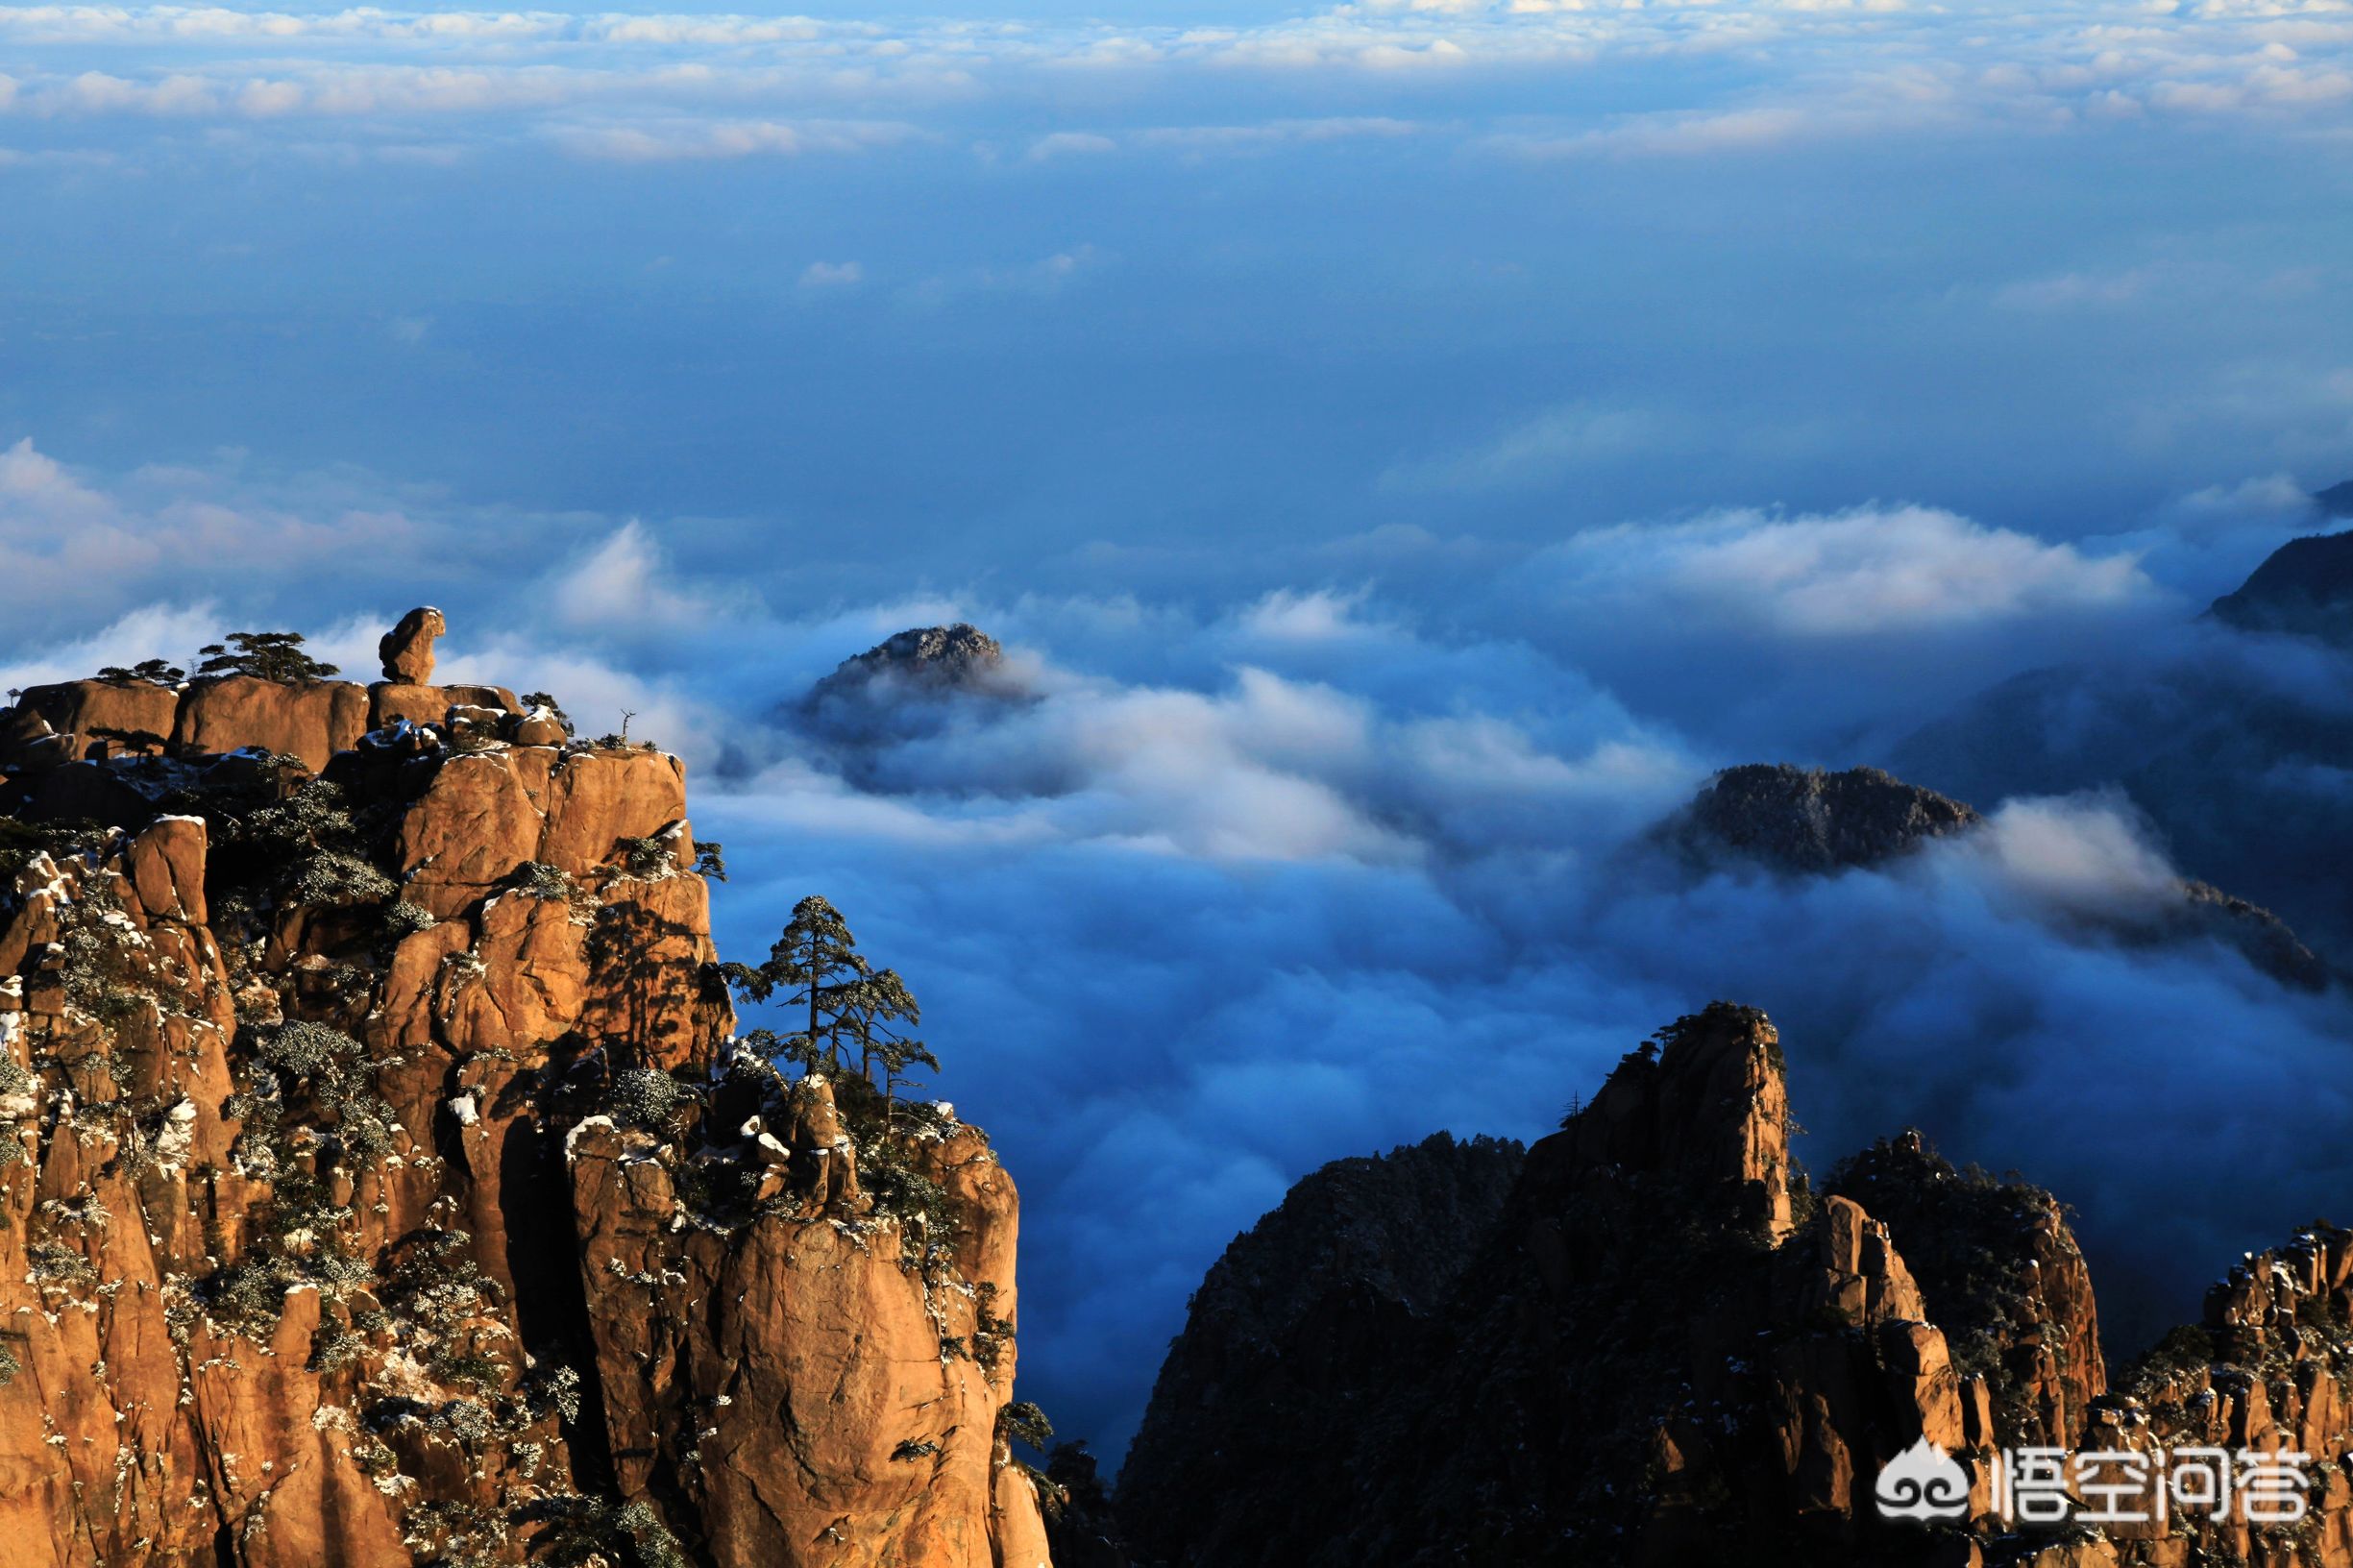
[0,0,2347,157]
[2158,472,2320,532]
[1386,401,1677,492]
[1494,106,1816,158]
[798,259,863,288]
[548,521,754,636]
[551,118,922,163]
[1231,588,1392,645]
[1958,794,2187,922]
[0,601,221,696]
[1134,116,1426,153]
[0,437,389,625]
[0,434,109,518]
[1028,131,1116,160]
[1535,504,2160,635]
[905,243,1109,305]
[1994,266,2157,310]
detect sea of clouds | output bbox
[8,437,2351,1455]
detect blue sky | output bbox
[9,0,2353,1461]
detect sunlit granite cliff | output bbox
[0,612,1052,1568]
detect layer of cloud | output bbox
[549,117,923,163]
[2,0,2351,162]
[1535,503,2158,636]
[1385,401,1681,492]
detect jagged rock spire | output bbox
[1559,999,1795,1242]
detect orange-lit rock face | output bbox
[6,679,181,762]
[569,1106,1041,1568]
[172,676,374,772]
[0,647,1050,1567]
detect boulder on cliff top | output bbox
[6,678,179,760]
[172,674,372,770]
[379,604,446,683]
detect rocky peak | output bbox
[1826,1130,2104,1450]
[1669,762,1982,872]
[1659,762,2331,989]
[1116,1003,2353,1568]
[793,622,1027,770]
[1558,999,1795,1242]
[813,623,1006,699]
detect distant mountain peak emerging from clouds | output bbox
[1670,762,1982,872]
[1666,762,2326,988]
[2209,521,2353,645]
[812,623,1007,699]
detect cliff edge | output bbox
[0,614,1052,1568]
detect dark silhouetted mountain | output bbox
[2209,528,2353,644]
[1118,1004,2353,1567]
[2320,478,2353,517]
[2179,877,2327,989]
[792,622,1032,771]
[1117,1132,1524,1566]
[1656,761,2326,987]
[1666,762,1980,872]
[1896,526,2353,964]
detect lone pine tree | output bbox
[727,899,944,1117]
[196,630,341,683]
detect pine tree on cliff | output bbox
[195,631,340,684]
[95,657,184,687]
[846,967,919,1080]
[723,894,869,1073]
[846,967,940,1123]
